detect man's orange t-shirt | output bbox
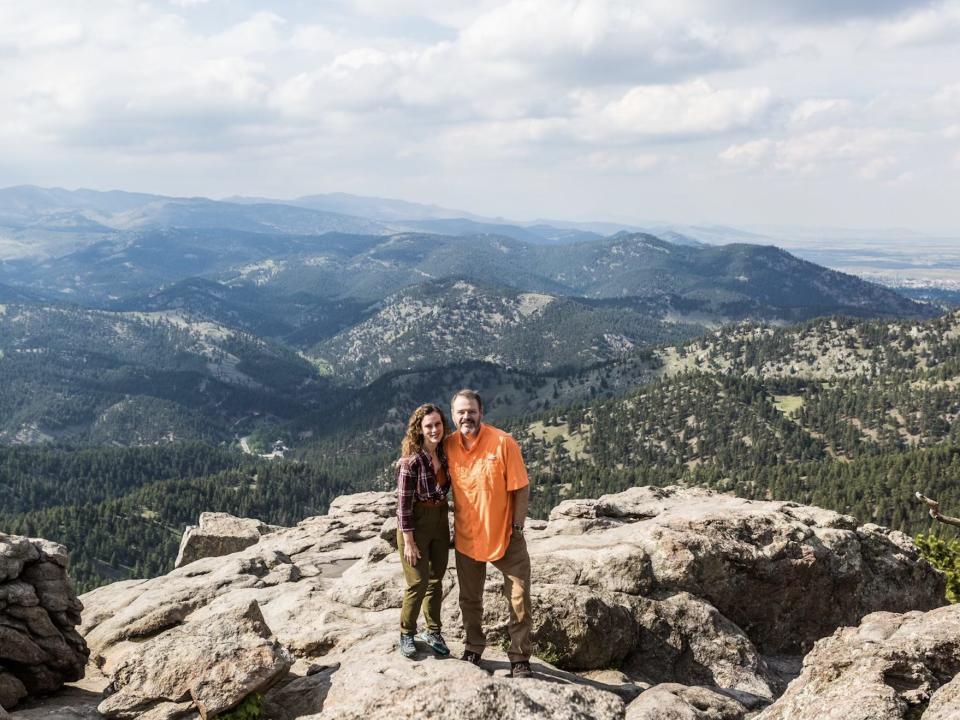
[444,423,529,562]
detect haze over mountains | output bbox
[0,184,936,446]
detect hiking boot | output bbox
[399,633,417,658]
[510,660,532,679]
[416,630,450,656]
[461,649,482,665]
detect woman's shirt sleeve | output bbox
[396,456,417,532]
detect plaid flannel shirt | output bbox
[396,447,450,532]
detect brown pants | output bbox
[455,532,532,662]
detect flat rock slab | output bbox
[625,683,749,720]
[300,635,626,720]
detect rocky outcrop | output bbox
[97,600,291,720]
[0,533,88,711]
[757,604,960,720]
[174,512,275,568]
[57,486,950,719]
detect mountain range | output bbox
[0,184,939,448]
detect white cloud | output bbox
[789,99,855,127]
[719,138,774,166]
[874,0,960,47]
[458,0,771,83]
[585,151,664,173]
[597,80,773,137]
[1,0,959,230]
[721,126,913,179]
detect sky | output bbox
[1,0,958,231]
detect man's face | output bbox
[452,396,482,436]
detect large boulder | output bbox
[174,512,275,568]
[97,600,292,720]
[0,534,88,711]
[757,604,960,720]
[543,487,944,656]
[441,486,943,700]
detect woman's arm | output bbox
[397,457,421,563]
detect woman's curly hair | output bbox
[400,403,451,457]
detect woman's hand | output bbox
[402,531,421,565]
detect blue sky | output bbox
[1,0,958,231]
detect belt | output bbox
[416,498,448,507]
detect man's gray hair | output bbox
[451,388,483,413]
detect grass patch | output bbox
[773,394,804,416]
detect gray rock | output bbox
[757,604,960,720]
[0,674,26,713]
[97,600,291,720]
[9,709,104,720]
[924,673,960,720]
[64,487,950,720]
[628,592,779,700]
[625,683,749,720]
[327,492,396,520]
[379,517,398,550]
[0,534,88,710]
[543,486,944,656]
[263,665,337,720]
[301,634,625,720]
[174,512,273,568]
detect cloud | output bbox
[458,0,771,84]
[874,0,960,46]
[585,151,665,173]
[596,80,774,138]
[720,126,914,180]
[716,0,936,22]
[718,138,774,166]
[789,99,855,128]
[1,1,959,230]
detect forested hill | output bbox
[4,309,960,592]
[0,443,364,592]
[511,310,960,534]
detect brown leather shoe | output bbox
[461,650,482,665]
[510,660,532,678]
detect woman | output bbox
[395,403,452,658]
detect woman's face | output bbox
[421,411,445,447]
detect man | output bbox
[444,388,533,679]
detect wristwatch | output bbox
[511,523,524,535]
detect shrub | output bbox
[915,533,960,603]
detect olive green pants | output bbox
[398,503,450,634]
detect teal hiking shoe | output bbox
[399,633,417,658]
[416,630,450,656]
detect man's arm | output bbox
[504,434,530,529]
[512,485,529,529]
